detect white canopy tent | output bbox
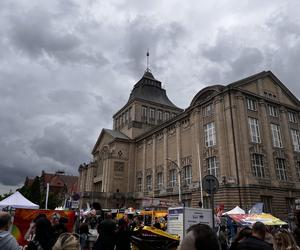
[0,191,39,209]
[223,206,245,215]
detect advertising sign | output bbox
[168,207,212,241]
[12,209,75,249]
[183,207,212,232]
[168,207,184,240]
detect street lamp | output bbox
[166,158,182,205]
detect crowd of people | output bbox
[179,221,300,250]
[1,208,300,250]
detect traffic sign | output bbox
[202,175,219,195]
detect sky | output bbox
[1,0,300,194]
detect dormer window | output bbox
[165,111,170,121]
[142,106,147,122]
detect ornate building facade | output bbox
[79,69,300,219]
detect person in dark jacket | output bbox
[93,213,116,250]
[115,218,131,250]
[237,222,273,250]
[0,212,19,250]
[229,227,252,250]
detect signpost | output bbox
[202,175,219,229]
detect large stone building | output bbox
[79,69,300,219]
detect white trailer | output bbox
[167,207,213,240]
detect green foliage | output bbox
[18,176,41,206]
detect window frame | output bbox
[207,156,219,177]
[204,122,216,147]
[246,98,257,111]
[169,169,177,187]
[251,154,265,178]
[248,117,261,143]
[275,158,288,181]
[146,175,152,191]
[291,129,300,152]
[271,123,283,148]
[183,165,192,185]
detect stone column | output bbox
[163,129,168,191]
[215,97,229,177]
[259,101,277,182]
[176,122,182,169]
[280,107,297,181]
[152,135,156,193]
[142,139,146,192]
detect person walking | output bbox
[0,212,20,250]
[115,218,131,250]
[93,213,116,250]
[237,222,273,250]
[229,227,252,250]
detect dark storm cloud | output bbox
[122,16,186,75]
[0,165,36,186]
[31,124,89,167]
[0,0,300,193]
[7,7,108,66]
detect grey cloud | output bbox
[122,16,186,75]
[0,164,36,186]
[31,123,90,167]
[7,8,108,66]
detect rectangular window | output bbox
[157,172,163,190]
[288,112,297,123]
[276,158,287,181]
[286,198,295,213]
[291,129,300,152]
[165,111,170,121]
[248,117,261,143]
[142,106,147,122]
[267,104,278,117]
[128,107,132,121]
[251,154,265,178]
[246,98,257,111]
[137,178,142,192]
[169,169,177,187]
[157,110,163,122]
[261,196,272,213]
[271,124,283,148]
[150,108,155,123]
[204,122,216,147]
[207,156,219,177]
[183,165,192,185]
[125,110,129,124]
[203,103,214,116]
[146,175,152,191]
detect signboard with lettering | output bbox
[167,207,212,241]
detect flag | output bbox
[249,202,264,214]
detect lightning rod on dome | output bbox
[146,49,151,72]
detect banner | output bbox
[228,213,287,226]
[12,209,76,249]
[248,203,264,214]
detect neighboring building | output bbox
[25,171,79,200]
[40,171,78,196]
[79,69,300,219]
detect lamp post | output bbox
[166,158,182,205]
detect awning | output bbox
[228,213,287,226]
